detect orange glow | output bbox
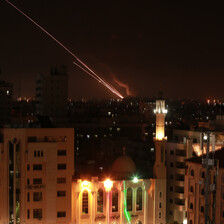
[156,131,164,140]
[81,180,91,192]
[104,179,113,191]
[192,144,222,156]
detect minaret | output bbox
[153,93,167,178]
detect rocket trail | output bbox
[4,0,124,99]
[73,61,124,97]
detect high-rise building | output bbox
[36,66,68,124]
[0,128,74,224]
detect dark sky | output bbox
[1,0,224,100]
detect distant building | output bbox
[0,80,13,126]
[0,128,74,224]
[185,148,224,224]
[36,66,68,124]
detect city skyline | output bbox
[1,0,224,100]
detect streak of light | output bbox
[73,62,123,98]
[4,0,124,99]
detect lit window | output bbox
[136,187,142,211]
[82,190,88,214]
[127,187,133,211]
[6,90,10,95]
[97,189,103,213]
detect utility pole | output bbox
[204,133,210,224]
[201,133,216,224]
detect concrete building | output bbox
[166,130,224,224]
[36,66,68,124]
[0,128,74,224]
[185,148,224,224]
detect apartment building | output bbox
[185,148,224,224]
[0,128,74,224]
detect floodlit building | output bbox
[185,148,224,224]
[0,128,74,224]
[72,153,166,224]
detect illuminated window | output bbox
[136,187,142,211]
[33,192,42,201]
[127,187,133,211]
[97,189,104,213]
[112,188,118,212]
[82,190,88,214]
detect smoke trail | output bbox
[4,0,124,99]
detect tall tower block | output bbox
[153,97,167,178]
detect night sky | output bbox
[1,0,224,100]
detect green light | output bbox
[123,180,131,224]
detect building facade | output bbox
[36,66,68,123]
[185,148,224,224]
[166,130,224,224]
[0,128,74,224]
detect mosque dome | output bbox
[111,148,136,179]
